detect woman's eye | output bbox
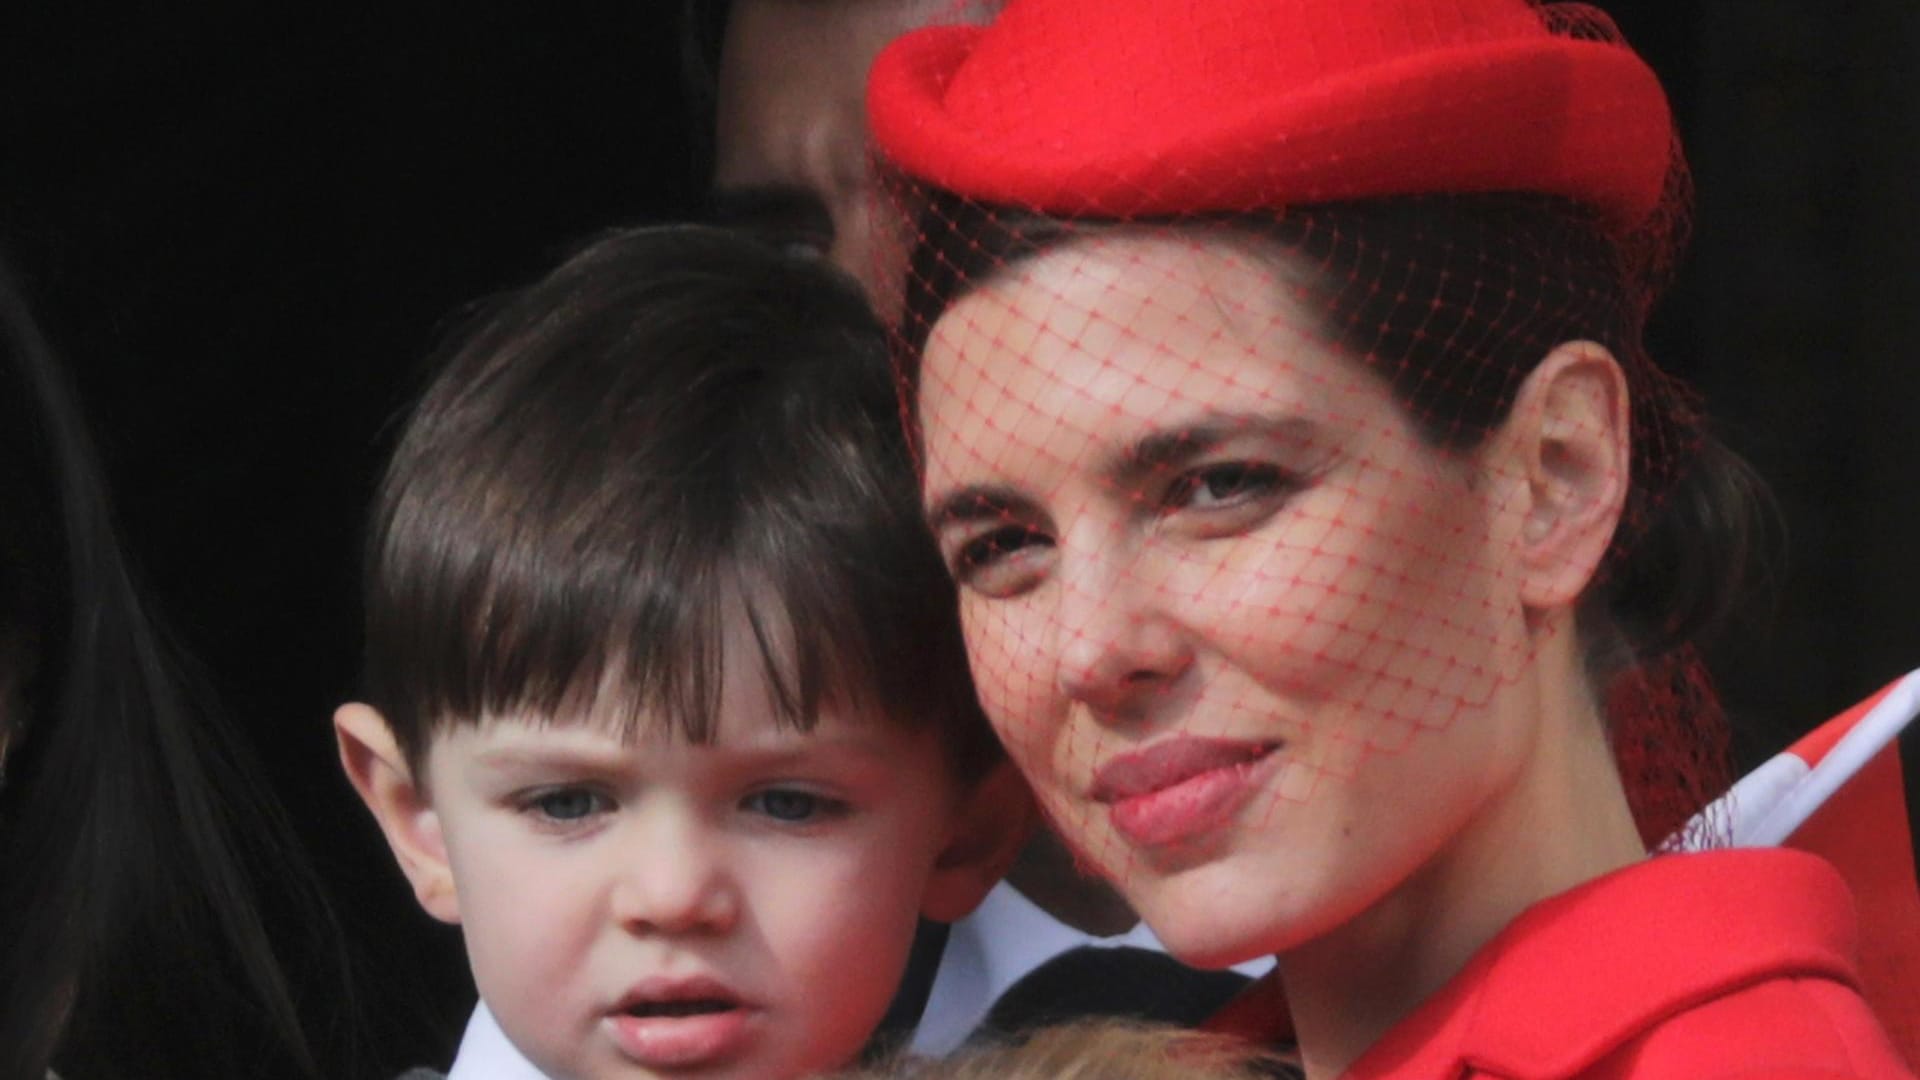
[1163,462,1291,511]
[950,525,1053,596]
[743,788,847,824]
[525,787,609,824]
[957,524,1048,570]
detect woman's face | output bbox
[917,232,1545,966]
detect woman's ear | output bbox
[920,760,1039,923]
[1500,341,1631,612]
[334,703,461,924]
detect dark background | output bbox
[3,3,1916,1074]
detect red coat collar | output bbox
[1207,849,1862,1078]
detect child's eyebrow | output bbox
[467,729,907,773]
[729,722,894,757]
[716,731,904,771]
[469,741,633,773]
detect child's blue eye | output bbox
[528,788,607,822]
[744,789,842,823]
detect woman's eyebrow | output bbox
[925,484,1041,532]
[925,414,1319,527]
[1118,412,1319,485]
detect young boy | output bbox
[335,224,1030,1079]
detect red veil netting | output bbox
[868,0,1739,944]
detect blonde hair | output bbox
[839,1020,1296,1080]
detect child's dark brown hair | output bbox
[363,223,998,783]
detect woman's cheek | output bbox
[962,597,1051,731]
[1202,541,1355,699]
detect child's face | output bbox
[417,651,986,1078]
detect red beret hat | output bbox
[867,0,1675,230]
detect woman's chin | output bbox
[1162,933,1276,972]
[1125,865,1314,970]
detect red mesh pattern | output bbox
[1609,646,1732,852]
[869,0,1732,972]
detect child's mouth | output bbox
[609,981,757,1068]
[622,998,736,1018]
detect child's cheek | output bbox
[453,830,598,998]
[792,823,926,946]
[761,839,926,1065]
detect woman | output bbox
[1,262,347,1078]
[866,0,1912,1076]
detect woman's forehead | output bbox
[957,228,1302,325]
[922,230,1331,393]
[916,229,1368,484]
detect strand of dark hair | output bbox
[0,261,356,1078]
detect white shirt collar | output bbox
[446,1001,551,1080]
[906,882,1271,1056]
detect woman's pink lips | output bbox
[1091,736,1280,847]
[606,977,758,1069]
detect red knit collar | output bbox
[1204,848,1861,1078]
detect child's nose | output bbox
[610,814,740,935]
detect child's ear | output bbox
[334,703,461,925]
[1495,340,1632,613]
[920,760,1038,923]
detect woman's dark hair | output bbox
[364,223,999,782]
[0,263,346,1076]
[901,192,1769,683]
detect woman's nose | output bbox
[610,810,740,936]
[1051,528,1192,713]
